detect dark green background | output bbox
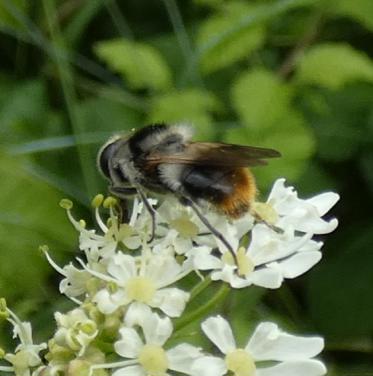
[1,0,373,374]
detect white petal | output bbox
[167,343,202,373]
[201,316,236,354]
[247,322,324,361]
[307,192,340,216]
[298,239,323,253]
[211,265,238,286]
[274,251,322,279]
[191,356,226,376]
[249,226,311,265]
[108,253,136,282]
[113,365,145,376]
[114,327,143,358]
[256,360,326,376]
[152,288,190,317]
[173,236,194,255]
[193,250,223,270]
[123,236,142,250]
[141,311,173,346]
[93,288,127,314]
[147,255,184,287]
[250,268,283,289]
[233,213,255,238]
[278,216,338,235]
[125,302,153,327]
[267,179,339,235]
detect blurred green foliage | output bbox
[0,0,373,373]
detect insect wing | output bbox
[145,142,281,167]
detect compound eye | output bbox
[97,141,118,179]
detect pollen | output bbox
[103,196,118,208]
[236,247,255,277]
[222,248,255,276]
[138,344,168,375]
[222,251,235,266]
[91,194,104,208]
[225,348,256,376]
[79,219,86,228]
[59,198,73,210]
[125,276,156,304]
[170,214,199,238]
[252,202,278,225]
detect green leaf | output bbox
[307,224,373,337]
[147,89,220,139]
[296,43,373,90]
[0,153,75,301]
[196,2,265,74]
[75,97,143,134]
[225,110,315,188]
[231,68,293,130]
[94,38,172,91]
[0,80,48,144]
[300,85,372,161]
[331,0,373,32]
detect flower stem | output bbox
[189,274,212,301]
[174,282,229,332]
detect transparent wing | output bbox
[145,142,281,167]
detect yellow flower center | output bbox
[236,247,255,277]
[225,349,256,376]
[125,276,156,303]
[117,223,135,241]
[222,247,254,277]
[138,344,168,375]
[222,251,235,266]
[252,202,278,225]
[169,214,199,238]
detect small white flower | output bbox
[155,197,254,258]
[265,178,340,234]
[61,197,148,263]
[112,306,202,376]
[194,224,322,288]
[53,308,98,356]
[59,263,92,298]
[92,252,191,317]
[193,316,326,376]
[1,305,46,376]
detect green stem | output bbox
[189,275,212,301]
[174,282,229,332]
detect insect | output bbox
[97,123,281,261]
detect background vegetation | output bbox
[0,0,373,374]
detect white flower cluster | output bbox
[0,178,339,376]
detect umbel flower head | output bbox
[193,316,326,376]
[0,178,338,376]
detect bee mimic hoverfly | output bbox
[97,123,281,261]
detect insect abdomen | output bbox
[181,166,256,218]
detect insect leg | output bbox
[251,211,284,234]
[110,185,156,242]
[180,196,238,266]
[135,187,157,243]
[109,186,137,223]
